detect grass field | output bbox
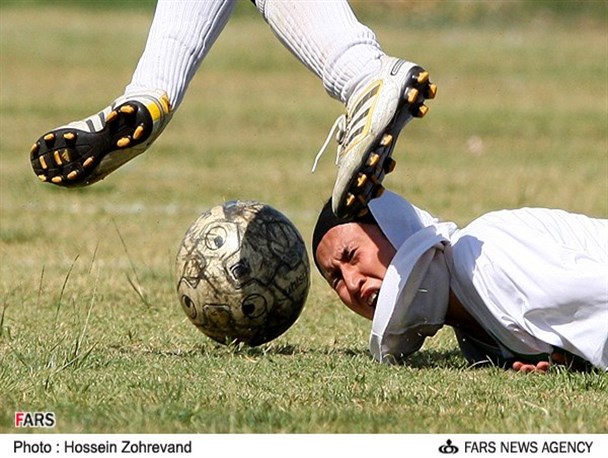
[1,1,607,434]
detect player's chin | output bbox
[357,303,375,321]
[343,301,373,321]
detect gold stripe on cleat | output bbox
[346,194,356,207]
[406,88,419,104]
[380,134,393,147]
[119,105,135,115]
[116,137,131,148]
[416,71,429,84]
[147,102,161,121]
[53,151,63,166]
[426,83,438,99]
[357,194,367,205]
[133,124,145,140]
[106,110,118,123]
[51,176,63,184]
[416,105,429,118]
[67,171,78,180]
[61,149,70,162]
[356,174,368,188]
[30,143,39,154]
[38,175,47,182]
[39,156,48,170]
[83,157,94,168]
[44,133,55,143]
[64,132,76,141]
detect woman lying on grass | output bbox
[312,190,607,372]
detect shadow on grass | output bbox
[199,342,372,358]
[209,342,468,370]
[404,348,468,370]
[113,343,369,358]
[110,341,471,369]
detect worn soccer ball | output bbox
[175,200,310,346]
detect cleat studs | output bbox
[357,194,367,205]
[345,194,356,207]
[415,104,429,118]
[116,137,131,148]
[30,143,40,155]
[83,157,94,168]
[106,110,118,123]
[119,104,135,115]
[53,151,63,166]
[132,124,145,140]
[416,71,429,84]
[380,134,393,147]
[426,83,438,99]
[67,171,78,180]
[374,186,385,198]
[43,133,55,143]
[38,174,47,182]
[357,208,369,217]
[367,152,380,167]
[406,88,419,104]
[39,156,48,170]
[384,157,396,174]
[63,132,76,141]
[60,149,71,162]
[51,176,63,184]
[356,174,368,188]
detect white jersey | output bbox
[449,207,608,369]
[367,191,608,370]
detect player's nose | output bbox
[343,266,365,297]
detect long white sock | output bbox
[125,0,237,110]
[254,0,385,104]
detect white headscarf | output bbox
[367,191,456,363]
[368,192,608,369]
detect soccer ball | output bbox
[175,200,310,346]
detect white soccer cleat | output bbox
[317,56,437,219]
[30,89,172,187]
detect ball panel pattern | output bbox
[176,200,310,346]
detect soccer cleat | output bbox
[30,89,172,187]
[315,56,437,219]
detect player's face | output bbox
[315,223,396,320]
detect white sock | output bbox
[254,0,385,104]
[125,0,237,110]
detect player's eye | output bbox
[327,269,342,290]
[340,246,355,262]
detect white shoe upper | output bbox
[316,56,431,218]
[31,89,173,187]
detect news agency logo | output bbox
[14,412,56,428]
[439,439,459,454]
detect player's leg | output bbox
[254,0,436,218]
[30,0,237,187]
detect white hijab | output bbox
[367,192,608,369]
[367,191,456,363]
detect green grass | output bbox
[1,2,607,434]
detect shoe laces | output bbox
[311,114,347,172]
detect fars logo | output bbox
[15,412,56,428]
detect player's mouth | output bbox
[366,291,378,309]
